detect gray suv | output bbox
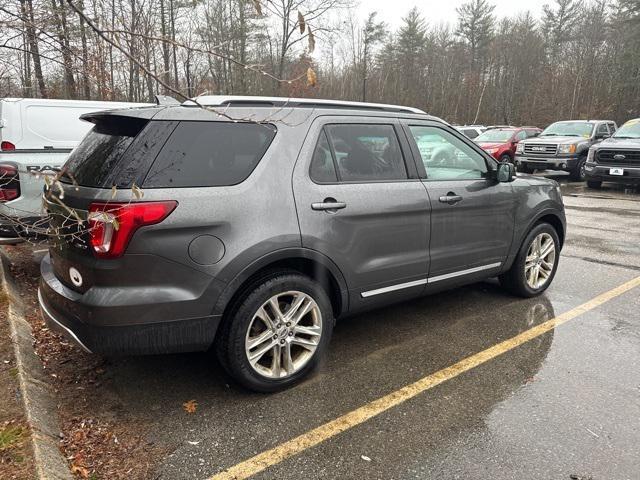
[38,97,566,392]
[515,120,617,180]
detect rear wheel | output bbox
[586,180,602,189]
[500,223,560,298]
[216,272,333,392]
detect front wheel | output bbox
[216,272,334,392]
[569,156,587,181]
[500,223,560,298]
[499,154,512,164]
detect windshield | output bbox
[541,122,593,138]
[475,130,515,143]
[613,119,640,139]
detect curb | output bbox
[1,251,73,480]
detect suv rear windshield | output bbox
[143,121,276,188]
[61,119,276,188]
[61,116,149,186]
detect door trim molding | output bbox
[360,262,502,298]
[427,262,502,284]
[360,279,428,298]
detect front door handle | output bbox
[439,192,463,205]
[312,198,347,212]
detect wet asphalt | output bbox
[74,177,640,479]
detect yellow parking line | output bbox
[209,276,640,480]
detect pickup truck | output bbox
[585,118,640,188]
[0,98,148,243]
[514,120,617,181]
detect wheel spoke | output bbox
[269,297,285,323]
[248,340,276,365]
[291,300,314,325]
[292,336,318,351]
[284,293,306,320]
[293,324,321,337]
[540,241,555,258]
[282,344,294,374]
[271,344,282,377]
[255,306,276,330]
[247,329,274,350]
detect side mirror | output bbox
[497,162,516,182]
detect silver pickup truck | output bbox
[0,98,148,243]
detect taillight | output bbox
[0,164,20,202]
[88,201,177,259]
[1,141,16,151]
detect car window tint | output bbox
[463,129,479,139]
[144,121,276,188]
[310,131,338,183]
[608,123,616,133]
[526,129,540,138]
[409,126,488,180]
[325,124,407,182]
[515,131,527,141]
[596,124,609,135]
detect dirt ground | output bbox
[2,244,168,480]
[0,286,35,479]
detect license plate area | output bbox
[609,168,624,176]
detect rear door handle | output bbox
[312,198,347,212]
[439,192,463,205]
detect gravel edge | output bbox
[1,252,73,480]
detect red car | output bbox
[475,127,542,162]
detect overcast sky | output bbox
[356,0,550,28]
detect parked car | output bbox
[475,127,542,163]
[38,96,566,392]
[455,125,486,139]
[486,125,516,130]
[515,119,617,180]
[0,97,149,243]
[585,118,640,188]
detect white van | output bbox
[0,98,150,243]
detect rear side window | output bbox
[143,121,276,188]
[324,124,407,182]
[62,117,148,186]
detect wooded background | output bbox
[1,0,639,127]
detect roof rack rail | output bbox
[186,95,427,115]
[155,95,180,106]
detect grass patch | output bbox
[0,425,25,452]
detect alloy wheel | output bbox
[525,232,556,289]
[244,291,322,379]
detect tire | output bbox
[499,223,560,298]
[499,154,512,164]
[215,271,334,392]
[569,156,587,181]
[517,163,533,174]
[586,180,602,189]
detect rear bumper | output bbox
[515,155,579,170]
[585,164,640,183]
[39,254,222,355]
